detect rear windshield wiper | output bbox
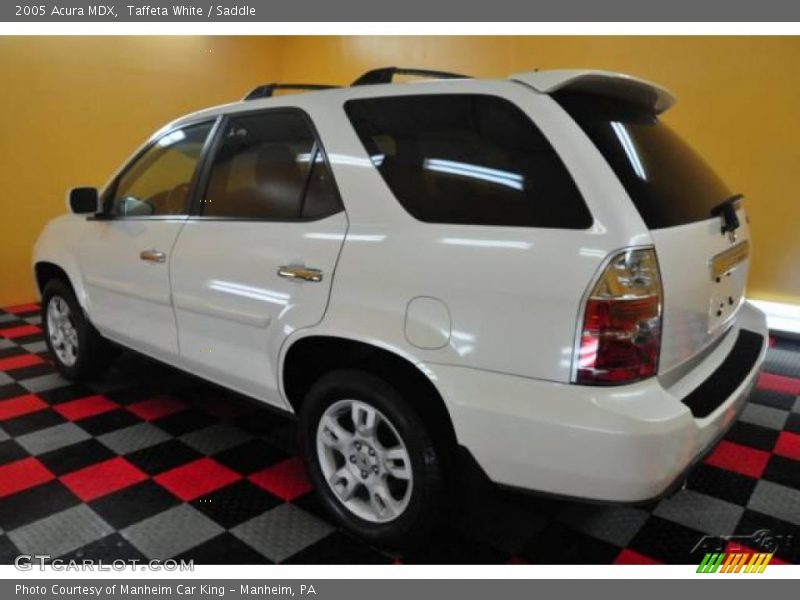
[710,194,744,235]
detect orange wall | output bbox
[0,36,281,305]
[2,36,799,306]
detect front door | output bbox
[79,121,215,361]
[170,109,347,406]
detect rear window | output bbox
[344,94,592,229]
[555,91,732,229]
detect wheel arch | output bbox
[281,334,458,455]
[34,262,75,297]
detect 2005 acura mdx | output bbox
[33,67,768,546]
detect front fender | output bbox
[32,214,89,310]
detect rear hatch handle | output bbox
[710,194,744,239]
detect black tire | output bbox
[299,369,443,549]
[41,279,114,380]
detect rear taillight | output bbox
[575,247,663,385]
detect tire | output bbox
[299,369,443,549]
[41,279,114,380]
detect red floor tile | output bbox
[249,457,312,501]
[0,324,42,339]
[773,431,800,461]
[154,457,240,501]
[127,395,188,421]
[0,457,54,498]
[4,303,40,315]
[757,372,800,396]
[53,394,118,421]
[60,457,148,502]
[0,353,44,372]
[614,549,662,565]
[705,440,771,479]
[0,393,48,421]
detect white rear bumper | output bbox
[425,301,769,502]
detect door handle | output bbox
[277,265,323,282]
[140,249,166,263]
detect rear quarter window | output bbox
[554,91,732,229]
[344,94,593,229]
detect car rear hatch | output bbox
[553,86,751,376]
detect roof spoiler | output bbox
[511,70,676,114]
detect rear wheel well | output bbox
[283,336,458,457]
[34,262,73,297]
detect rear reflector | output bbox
[575,248,663,385]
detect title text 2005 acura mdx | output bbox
[34,68,768,546]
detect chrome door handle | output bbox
[277,265,323,282]
[140,249,166,263]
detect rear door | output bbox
[169,109,346,406]
[556,91,750,373]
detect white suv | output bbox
[33,68,768,546]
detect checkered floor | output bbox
[0,302,798,565]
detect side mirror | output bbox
[66,187,99,214]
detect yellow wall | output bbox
[0,36,281,305]
[2,36,799,306]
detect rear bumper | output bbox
[425,301,769,503]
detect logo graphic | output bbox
[696,552,773,573]
[693,529,791,573]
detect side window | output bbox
[201,111,342,220]
[110,122,213,217]
[344,94,592,229]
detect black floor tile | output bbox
[627,516,706,565]
[125,439,202,476]
[284,531,392,564]
[686,463,757,507]
[89,480,180,530]
[0,480,79,531]
[190,479,282,529]
[762,455,800,490]
[38,438,116,476]
[213,438,288,476]
[175,532,273,565]
[76,409,140,436]
[520,521,621,564]
[153,409,216,437]
[1,409,65,437]
[724,420,780,452]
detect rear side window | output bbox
[201,111,342,220]
[345,94,592,229]
[555,91,732,229]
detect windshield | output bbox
[555,91,732,229]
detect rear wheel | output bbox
[42,279,113,380]
[299,370,443,548]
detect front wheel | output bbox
[41,279,113,380]
[299,370,443,549]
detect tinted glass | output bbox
[300,151,343,219]
[202,112,341,219]
[555,91,732,229]
[345,94,592,228]
[110,122,212,217]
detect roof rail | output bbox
[351,67,471,86]
[243,83,339,101]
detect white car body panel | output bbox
[32,69,768,503]
[652,205,751,375]
[170,213,348,406]
[78,218,187,360]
